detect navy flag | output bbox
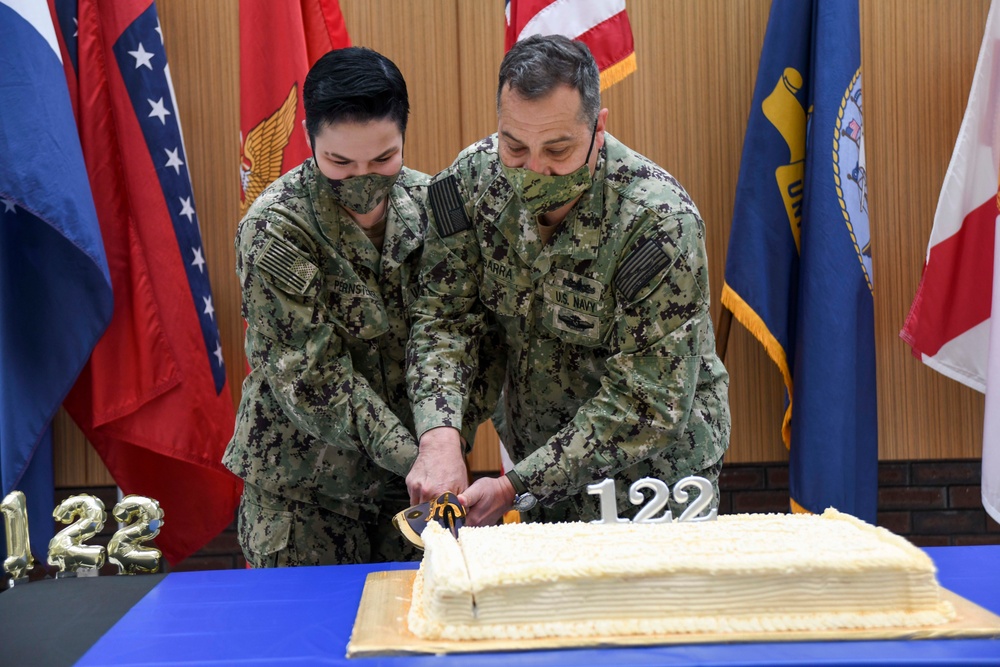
[723,0,876,521]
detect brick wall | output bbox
[718,460,1000,547]
[8,458,998,587]
[157,459,1000,567]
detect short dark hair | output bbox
[497,35,601,125]
[303,47,409,142]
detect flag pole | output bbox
[716,305,733,365]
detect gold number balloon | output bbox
[108,495,164,574]
[48,494,107,576]
[1,491,36,584]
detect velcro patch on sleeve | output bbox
[429,175,471,237]
[615,237,671,302]
[257,236,318,295]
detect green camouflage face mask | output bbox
[501,121,597,217]
[325,170,399,214]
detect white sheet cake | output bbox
[408,508,955,640]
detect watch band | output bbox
[506,470,536,511]
[504,470,528,495]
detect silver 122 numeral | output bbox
[587,476,718,524]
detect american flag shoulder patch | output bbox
[257,236,318,295]
[615,236,672,302]
[429,175,471,237]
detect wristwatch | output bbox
[513,491,537,512]
[506,470,537,512]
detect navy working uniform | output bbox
[408,134,731,522]
[226,159,496,566]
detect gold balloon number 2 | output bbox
[107,495,165,574]
[1,491,164,584]
[48,494,108,575]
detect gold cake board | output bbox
[346,570,1000,657]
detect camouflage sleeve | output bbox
[511,212,731,505]
[241,218,417,476]
[406,168,491,441]
[458,311,506,448]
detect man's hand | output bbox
[406,426,468,504]
[458,474,516,527]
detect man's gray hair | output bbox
[497,34,601,125]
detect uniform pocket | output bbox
[324,276,389,340]
[238,491,293,567]
[481,267,532,319]
[538,270,613,347]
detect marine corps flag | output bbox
[504,0,636,90]
[722,0,877,522]
[240,0,350,214]
[51,0,242,564]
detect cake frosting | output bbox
[407,509,956,640]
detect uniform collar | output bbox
[547,143,606,261]
[494,140,608,265]
[307,160,420,275]
[380,174,422,277]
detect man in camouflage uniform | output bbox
[406,35,730,526]
[225,48,495,566]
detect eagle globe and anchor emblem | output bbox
[761,65,872,293]
[240,84,300,217]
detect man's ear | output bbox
[595,107,610,151]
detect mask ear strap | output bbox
[584,119,598,164]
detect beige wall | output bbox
[55,0,990,486]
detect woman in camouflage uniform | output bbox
[225,48,494,567]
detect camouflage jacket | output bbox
[225,161,432,519]
[408,134,731,514]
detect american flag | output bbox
[504,0,636,90]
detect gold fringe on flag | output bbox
[720,283,794,448]
[599,52,637,91]
[790,498,814,515]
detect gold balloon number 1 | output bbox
[1,491,35,584]
[1,491,165,584]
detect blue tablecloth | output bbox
[72,546,1000,666]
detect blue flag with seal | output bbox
[0,1,113,566]
[722,0,876,522]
